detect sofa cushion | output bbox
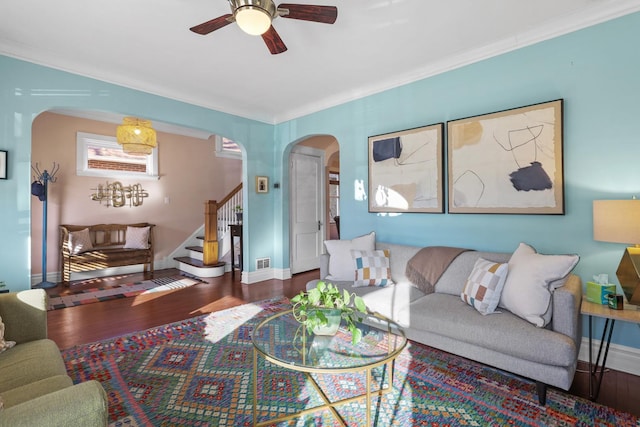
[68,228,93,255]
[0,339,68,393]
[324,232,375,281]
[435,251,511,296]
[375,242,422,285]
[0,375,72,408]
[310,279,424,327]
[352,249,393,287]
[461,258,508,315]
[408,293,576,367]
[124,226,151,249]
[499,243,579,327]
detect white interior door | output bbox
[290,146,324,274]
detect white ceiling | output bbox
[1,0,639,124]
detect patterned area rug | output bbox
[48,275,203,310]
[61,297,639,426]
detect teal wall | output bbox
[0,55,274,292]
[1,12,639,348]
[275,12,640,348]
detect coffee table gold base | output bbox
[253,349,397,426]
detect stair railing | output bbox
[203,183,242,265]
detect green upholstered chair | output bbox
[0,289,107,426]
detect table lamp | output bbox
[593,199,640,305]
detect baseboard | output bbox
[578,337,640,376]
[31,258,173,286]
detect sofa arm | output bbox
[0,380,108,427]
[551,274,582,348]
[0,289,47,344]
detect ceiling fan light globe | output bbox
[235,6,272,35]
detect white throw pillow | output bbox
[324,232,375,281]
[352,249,394,287]
[461,258,508,315]
[499,243,579,327]
[124,226,150,249]
[68,228,93,255]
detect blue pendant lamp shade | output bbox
[116,117,157,155]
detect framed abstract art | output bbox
[447,99,564,214]
[368,123,444,213]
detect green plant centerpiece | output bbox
[291,280,368,344]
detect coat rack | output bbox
[31,162,59,289]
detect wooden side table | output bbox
[580,297,640,400]
[229,224,243,278]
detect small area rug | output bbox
[48,275,203,310]
[61,297,638,426]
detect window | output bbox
[77,132,159,179]
[215,135,242,159]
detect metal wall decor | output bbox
[91,181,149,207]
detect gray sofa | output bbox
[308,242,582,405]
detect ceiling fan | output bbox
[190,0,338,55]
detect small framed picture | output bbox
[0,150,7,180]
[256,176,268,193]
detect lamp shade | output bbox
[593,199,640,305]
[235,6,272,35]
[116,117,157,155]
[593,199,640,245]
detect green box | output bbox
[586,281,616,305]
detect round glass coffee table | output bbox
[251,309,407,426]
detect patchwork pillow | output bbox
[68,228,93,255]
[499,243,579,327]
[124,226,151,249]
[352,249,394,287]
[460,258,508,315]
[0,315,16,354]
[324,232,375,281]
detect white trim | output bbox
[240,268,291,284]
[272,0,640,124]
[52,109,212,140]
[76,132,159,180]
[578,337,640,376]
[215,135,242,159]
[5,2,639,124]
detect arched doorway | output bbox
[289,135,339,274]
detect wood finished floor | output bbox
[46,269,640,417]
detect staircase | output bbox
[174,184,242,277]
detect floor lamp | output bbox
[32,163,59,289]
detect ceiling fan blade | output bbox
[277,4,337,24]
[262,26,288,55]
[190,14,235,35]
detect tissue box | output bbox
[586,281,616,304]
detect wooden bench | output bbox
[59,223,155,283]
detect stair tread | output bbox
[174,256,225,268]
[185,246,203,253]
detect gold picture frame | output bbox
[447,99,564,214]
[256,176,268,193]
[368,123,444,213]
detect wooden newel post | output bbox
[203,200,219,265]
